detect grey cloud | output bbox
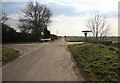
[101,11,118,18]
[2,2,26,15]
[48,2,100,17]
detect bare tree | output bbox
[86,14,110,42]
[0,11,8,24]
[19,1,52,37]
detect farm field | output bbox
[65,37,119,42]
[68,43,120,81]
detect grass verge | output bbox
[2,47,19,65]
[68,43,120,81]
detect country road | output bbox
[2,38,85,81]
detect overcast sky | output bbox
[2,0,119,36]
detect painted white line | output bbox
[19,56,23,58]
[2,64,8,69]
[2,43,48,69]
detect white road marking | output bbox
[2,43,48,69]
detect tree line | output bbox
[1,1,58,43]
[2,23,57,43]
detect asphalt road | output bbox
[2,38,85,81]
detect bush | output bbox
[50,34,58,40]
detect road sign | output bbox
[82,30,92,42]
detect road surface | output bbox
[2,38,85,81]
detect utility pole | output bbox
[56,29,58,36]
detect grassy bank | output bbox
[2,47,19,65]
[68,43,120,81]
